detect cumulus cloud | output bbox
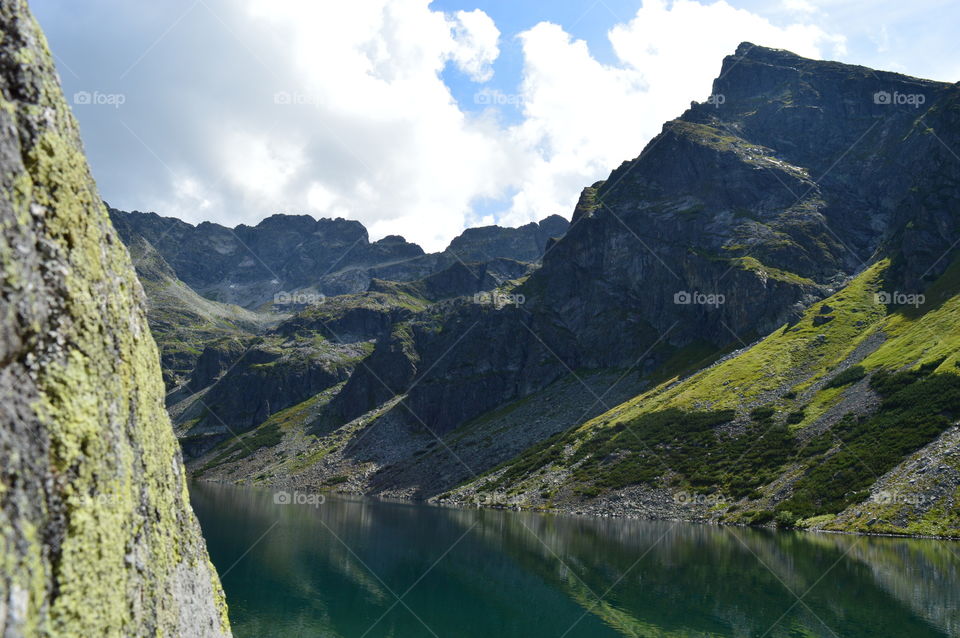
[497,0,846,227]
[39,0,847,251]
[449,9,501,82]
[781,0,819,14]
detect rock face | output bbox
[112,204,569,449]
[110,209,424,307]
[0,2,230,636]
[332,43,960,435]
[123,233,268,388]
[110,209,570,309]
[443,214,570,264]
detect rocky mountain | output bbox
[110,208,569,309]
[326,42,960,434]
[180,44,960,537]
[0,2,230,635]
[122,234,271,387]
[112,207,569,457]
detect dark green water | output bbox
[191,483,960,638]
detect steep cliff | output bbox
[0,2,231,635]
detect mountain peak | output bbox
[732,41,803,60]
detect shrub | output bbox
[745,510,775,525]
[786,410,806,425]
[775,511,797,528]
[781,371,960,517]
[824,365,866,389]
[750,406,776,421]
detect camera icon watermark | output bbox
[273,90,321,107]
[273,490,325,507]
[79,493,120,507]
[274,290,326,305]
[871,490,928,506]
[874,290,925,308]
[474,291,525,309]
[673,290,725,308]
[474,89,525,107]
[873,90,925,108]
[706,93,725,108]
[73,90,126,109]
[673,491,725,507]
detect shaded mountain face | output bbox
[331,43,960,436]
[539,42,958,350]
[117,209,570,455]
[122,234,269,388]
[0,2,230,635]
[111,209,567,393]
[110,209,570,308]
[444,214,569,263]
[109,210,426,307]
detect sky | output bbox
[32,0,959,251]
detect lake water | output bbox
[191,482,960,638]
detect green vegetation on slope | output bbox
[129,237,271,388]
[783,367,960,518]
[462,255,960,534]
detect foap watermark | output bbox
[673,491,725,507]
[705,93,725,108]
[273,490,325,508]
[79,493,121,508]
[474,290,525,309]
[273,90,322,108]
[673,290,725,307]
[474,89,525,107]
[470,493,497,506]
[274,291,326,306]
[874,290,925,308]
[73,90,126,109]
[873,90,926,108]
[871,490,930,506]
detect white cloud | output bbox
[239,0,844,248]
[172,176,212,211]
[49,0,846,252]
[449,9,500,82]
[782,0,819,14]
[496,0,846,228]
[178,0,515,251]
[219,130,306,207]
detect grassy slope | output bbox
[130,237,274,387]
[449,257,960,535]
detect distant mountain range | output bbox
[110,207,567,386]
[116,43,960,537]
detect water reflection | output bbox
[191,483,960,638]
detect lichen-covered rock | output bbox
[0,2,231,636]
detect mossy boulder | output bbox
[0,2,230,635]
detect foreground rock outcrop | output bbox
[0,1,230,635]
